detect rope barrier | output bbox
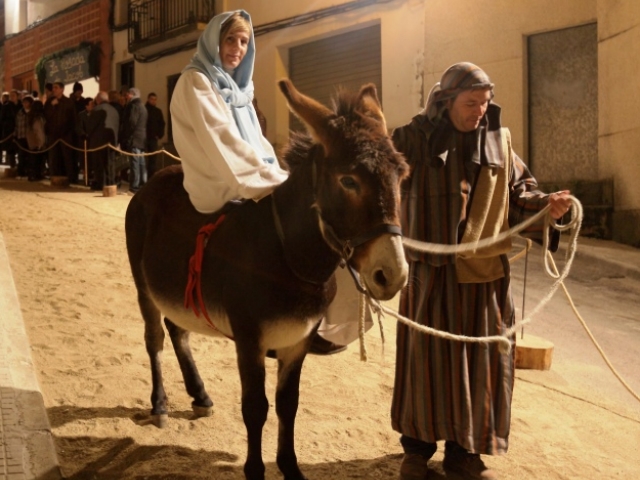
[2,135,183,161]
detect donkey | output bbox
[125,79,409,480]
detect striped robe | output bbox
[391,106,555,455]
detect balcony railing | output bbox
[128,0,215,55]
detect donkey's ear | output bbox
[278,78,336,150]
[357,83,387,132]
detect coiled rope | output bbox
[357,197,640,403]
[357,197,581,358]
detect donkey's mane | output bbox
[280,87,406,175]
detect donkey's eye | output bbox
[340,176,358,190]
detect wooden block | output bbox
[3,167,17,178]
[50,176,70,188]
[515,334,554,370]
[103,185,118,197]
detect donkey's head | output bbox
[278,79,409,300]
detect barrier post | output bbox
[84,139,88,186]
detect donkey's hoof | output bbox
[138,413,168,428]
[192,405,213,418]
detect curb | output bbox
[558,236,640,282]
[0,233,62,480]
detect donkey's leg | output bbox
[275,346,309,480]
[236,344,269,480]
[164,317,214,417]
[139,293,169,428]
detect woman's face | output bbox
[220,28,250,70]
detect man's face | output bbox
[52,84,64,99]
[147,95,157,106]
[447,88,492,132]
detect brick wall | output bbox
[4,0,112,92]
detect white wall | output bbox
[423,0,597,160]
[598,0,640,211]
[28,0,80,27]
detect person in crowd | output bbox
[14,95,32,177]
[390,62,573,480]
[43,83,54,104]
[72,82,85,114]
[44,81,78,183]
[25,100,47,181]
[119,87,148,194]
[76,97,98,187]
[76,98,95,137]
[1,90,20,169]
[170,10,351,355]
[108,90,124,118]
[145,92,166,178]
[90,91,120,190]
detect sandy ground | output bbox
[1,176,639,480]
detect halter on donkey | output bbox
[125,79,409,480]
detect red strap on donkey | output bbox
[184,215,226,329]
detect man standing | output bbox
[120,87,148,194]
[14,95,33,177]
[44,82,78,183]
[91,91,120,190]
[71,82,85,114]
[0,91,20,169]
[144,92,165,178]
[391,62,572,480]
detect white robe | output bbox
[171,70,288,214]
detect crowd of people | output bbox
[0,81,166,192]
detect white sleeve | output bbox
[173,71,288,201]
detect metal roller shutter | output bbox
[289,24,382,132]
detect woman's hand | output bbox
[548,190,572,220]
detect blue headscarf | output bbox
[183,10,274,164]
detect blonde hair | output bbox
[219,12,251,44]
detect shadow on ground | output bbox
[48,407,447,480]
[54,436,443,480]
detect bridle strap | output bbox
[272,157,403,293]
[319,217,402,261]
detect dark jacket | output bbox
[91,102,120,148]
[43,95,77,140]
[0,101,20,139]
[120,97,148,151]
[145,102,165,140]
[109,101,124,121]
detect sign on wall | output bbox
[45,47,92,84]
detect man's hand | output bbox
[549,190,572,220]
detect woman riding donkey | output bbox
[171,10,368,355]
